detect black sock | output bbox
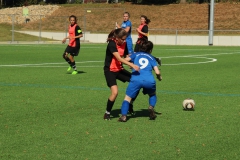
[106,99,115,113]
[65,57,71,65]
[129,103,133,112]
[71,61,77,70]
[129,91,140,111]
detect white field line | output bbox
[2,65,104,68]
[0,61,103,67]
[0,45,102,48]
[1,51,239,67]
[158,52,240,59]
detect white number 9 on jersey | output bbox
[139,58,149,69]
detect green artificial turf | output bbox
[0,44,239,160]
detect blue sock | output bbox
[149,94,157,107]
[121,100,130,115]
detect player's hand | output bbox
[132,65,140,72]
[116,22,120,29]
[156,74,162,81]
[62,38,66,44]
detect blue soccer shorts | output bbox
[126,80,156,98]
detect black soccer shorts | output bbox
[104,69,131,87]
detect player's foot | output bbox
[156,58,162,66]
[104,113,111,120]
[72,70,78,75]
[148,106,157,120]
[118,115,127,122]
[67,66,72,72]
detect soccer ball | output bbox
[182,98,195,110]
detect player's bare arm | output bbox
[113,52,139,71]
[124,26,130,33]
[153,66,162,81]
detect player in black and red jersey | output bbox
[62,15,83,75]
[103,28,140,120]
[135,15,161,66]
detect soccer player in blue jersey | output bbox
[116,12,134,54]
[118,41,162,122]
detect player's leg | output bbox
[66,46,79,75]
[148,93,157,120]
[129,91,139,115]
[104,85,118,120]
[119,80,141,122]
[64,46,76,72]
[103,71,118,120]
[117,69,136,115]
[118,95,131,122]
[142,82,157,120]
[62,52,72,71]
[126,38,134,54]
[69,54,78,74]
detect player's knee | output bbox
[62,52,67,59]
[111,90,118,98]
[112,92,118,98]
[149,94,157,107]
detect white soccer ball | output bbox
[182,98,195,110]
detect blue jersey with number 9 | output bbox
[130,52,157,82]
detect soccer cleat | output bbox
[118,115,127,122]
[72,70,78,75]
[156,58,162,66]
[67,66,72,72]
[104,113,111,120]
[148,106,157,120]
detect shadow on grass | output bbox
[66,71,86,74]
[111,108,162,121]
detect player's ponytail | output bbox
[107,29,115,42]
[141,15,151,24]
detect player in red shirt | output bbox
[62,15,83,75]
[135,15,161,66]
[103,28,140,120]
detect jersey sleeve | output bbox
[108,40,118,54]
[150,57,157,67]
[75,25,82,36]
[130,53,136,62]
[141,25,148,34]
[126,21,132,28]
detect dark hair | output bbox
[141,15,151,24]
[69,15,77,23]
[123,12,130,17]
[107,28,127,42]
[139,41,153,53]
